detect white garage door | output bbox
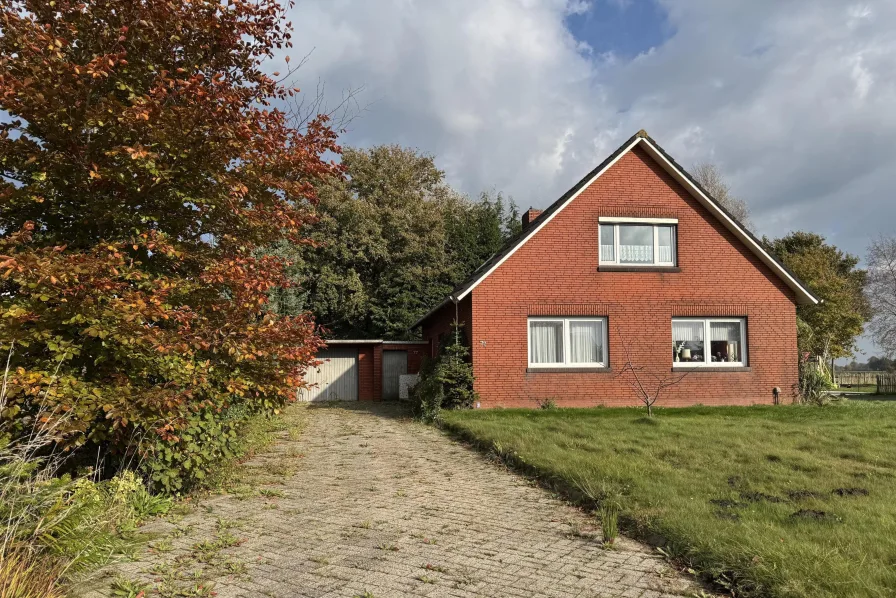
[299,348,359,402]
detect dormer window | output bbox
[599,217,677,266]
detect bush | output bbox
[410,322,478,422]
[140,407,243,494]
[411,357,445,423]
[799,357,833,405]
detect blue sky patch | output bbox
[566,0,674,58]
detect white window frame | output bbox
[598,217,677,267]
[671,317,747,367]
[527,317,608,368]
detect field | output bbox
[442,402,896,598]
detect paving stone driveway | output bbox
[88,403,706,598]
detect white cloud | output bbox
[283,0,896,259]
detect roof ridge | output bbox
[411,131,818,329]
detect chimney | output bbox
[522,208,542,228]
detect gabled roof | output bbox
[412,130,819,328]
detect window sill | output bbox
[527,367,613,374]
[598,265,680,273]
[672,366,751,373]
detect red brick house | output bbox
[413,131,819,408]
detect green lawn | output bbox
[442,402,896,598]
[834,384,877,393]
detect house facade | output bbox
[414,131,818,408]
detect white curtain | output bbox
[619,245,653,263]
[657,225,674,263]
[569,321,604,364]
[710,322,740,342]
[711,321,741,362]
[672,321,703,342]
[530,321,563,364]
[600,243,616,262]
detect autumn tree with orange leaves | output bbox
[0,0,341,489]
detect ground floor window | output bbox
[672,317,746,366]
[528,317,608,367]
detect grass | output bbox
[442,401,896,598]
[213,403,308,495]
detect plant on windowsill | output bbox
[673,341,685,362]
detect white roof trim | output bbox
[454,136,818,306]
[598,216,678,224]
[455,136,642,301]
[637,138,818,305]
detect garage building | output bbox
[299,340,428,402]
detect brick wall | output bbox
[358,345,376,401]
[337,342,428,401]
[422,296,473,359]
[441,147,799,408]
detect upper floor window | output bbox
[599,217,677,266]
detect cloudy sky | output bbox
[282,0,896,357]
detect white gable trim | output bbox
[637,138,818,305]
[453,136,818,306]
[598,216,678,224]
[453,136,642,301]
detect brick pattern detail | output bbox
[358,345,375,401]
[671,304,751,317]
[426,147,799,408]
[528,304,613,316]
[600,206,676,219]
[423,296,473,359]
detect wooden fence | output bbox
[878,374,896,395]
[835,371,879,388]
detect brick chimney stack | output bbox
[522,208,543,228]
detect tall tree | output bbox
[692,162,753,231]
[764,232,870,360]
[866,236,896,357]
[271,146,520,339]
[0,0,340,452]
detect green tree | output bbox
[272,146,520,339]
[444,190,520,284]
[411,321,478,422]
[765,232,869,360]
